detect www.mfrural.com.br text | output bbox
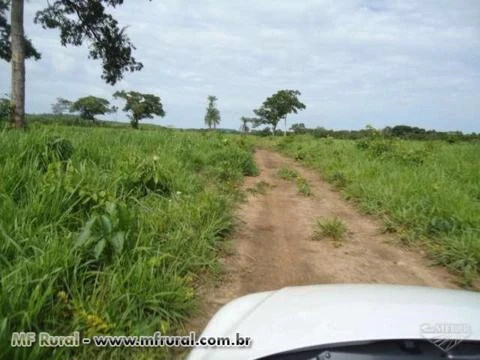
[11,331,252,348]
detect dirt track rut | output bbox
[188,149,459,332]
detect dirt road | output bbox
[188,149,458,332]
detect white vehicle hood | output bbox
[188,284,480,360]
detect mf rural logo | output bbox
[420,323,472,352]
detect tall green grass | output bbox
[267,135,480,285]
[0,124,257,359]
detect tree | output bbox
[111,105,118,121]
[70,96,113,121]
[290,123,307,134]
[51,97,72,115]
[10,0,26,128]
[240,116,254,134]
[0,1,41,61]
[1,0,149,128]
[204,95,221,129]
[114,90,165,129]
[252,90,306,136]
[252,105,279,136]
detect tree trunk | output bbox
[272,125,276,137]
[131,118,139,129]
[11,0,26,128]
[284,116,287,136]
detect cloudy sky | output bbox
[1,0,479,132]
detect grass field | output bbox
[265,135,480,285]
[0,123,257,359]
[1,120,478,358]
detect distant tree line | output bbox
[273,123,479,142]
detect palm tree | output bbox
[204,95,220,129]
[240,116,251,134]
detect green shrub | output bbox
[329,172,348,189]
[0,97,12,122]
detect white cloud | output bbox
[0,0,478,131]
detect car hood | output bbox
[188,284,480,360]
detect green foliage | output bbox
[329,172,348,189]
[34,0,144,84]
[240,116,253,133]
[259,123,480,142]
[70,96,112,121]
[204,95,221,129]
[27,113,124,127]
[51,97,72,115]
[290,123,307,134]
[0,124,255,359]
[251,126,273,137]
[203,144,258,181]
[357,137,433,165]
[0,97,12,122]
[251,89,306,135]
[114,90,165,129]
[19,135,75,175]
[270,135,480,282]
[0,1,41,62]
[432,231,480,286]
[73,202,132,262]
[313,217,347,241]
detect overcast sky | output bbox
[1,0,479,132]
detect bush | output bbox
[329,172,348,189]
[0,98,11,122]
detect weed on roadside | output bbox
[296,177,313,196]
[313,217,347,244]
[277,166,298,180]
[247,180,273,195]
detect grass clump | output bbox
[277,166,298,180]
[431,232,480,287]
[328,171,348,189]
[296,177,313,196]
[276,165,312,196]
[247,180,273,195]
[313,217,347,242]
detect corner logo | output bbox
[420,323,472,352]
